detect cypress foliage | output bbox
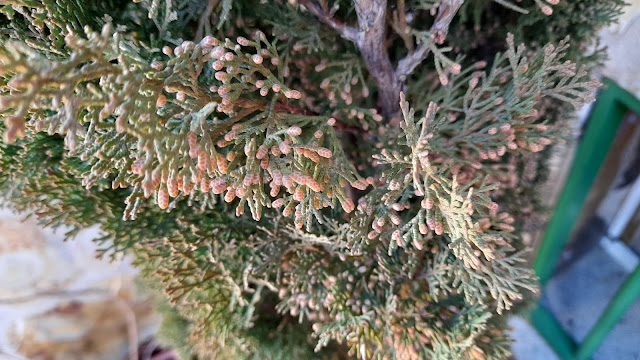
[0,0,624,358]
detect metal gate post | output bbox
[532,80,630,286]
[529,79,640,359]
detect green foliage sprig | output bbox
[0,0,621,358]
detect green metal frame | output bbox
[529,79,640,360]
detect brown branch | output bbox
[352,0,402,120]
[392,0,414,54]
[300,0,463,122]
[273,101,366,134]
[299,0,400,120]
[395,0,464,81]
[298,0,359,42]
[194,0,218,42]
[161,76,365,135]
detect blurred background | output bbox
[0,209,178,360]
[510,2,640,359]
[2,3,640,360]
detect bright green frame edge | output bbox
[528,78,640,360]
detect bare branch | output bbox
[301,0,401,119]
[352,0,401,119]
[395,0,464,80]
[300,0,462,120]
[298,0,359,42]
[301,0,463,121]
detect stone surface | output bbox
[8,299,158,360]
[0,209,161,360]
